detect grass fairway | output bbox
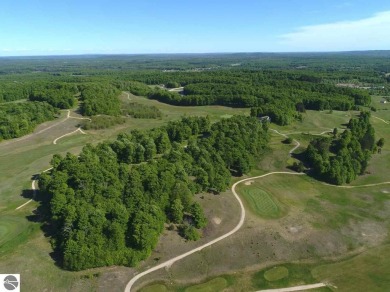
[139,283,169,292]
[239,185,283,218]
[312,245,390,292]
[264,266,289,281]
[252,263,331,291]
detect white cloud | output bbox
[280,11,390,51]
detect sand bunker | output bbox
[245,180,254,185]
[213,217,222,225]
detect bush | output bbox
[179,224,200,241]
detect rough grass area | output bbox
[264,266,289,281]
[239,186,282,218]
[184,277,228,292]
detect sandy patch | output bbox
[213,217,222,225]
[245,180,254,186]
[288,226,303,234]
[382,189,389,193]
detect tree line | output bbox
[0,102,58,140]
[38,115,269,270]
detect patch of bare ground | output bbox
[213,217,222,225]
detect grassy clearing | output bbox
[239,186,282,218]
[121,93,249,123]
[271,110,353,134]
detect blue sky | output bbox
[1,0,389,56]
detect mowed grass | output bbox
[252,264,330,291]
[239,185,283,218]
[243,174,389,230]
[139,283,169,292]
[312,244,390,292]
[140,277,230,292]
[264,266,289,281]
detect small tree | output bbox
[377,138,385,148]
[191,202,207,228]
[170,198,184,223]
[292,161,305,173]
[283,137,293,144]
[333,127,338,137]
[179,224,200,241]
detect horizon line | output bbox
[1,49,389,59]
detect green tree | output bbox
[170,198,184,223]
[377,137,385,148]
[191,202,207,228]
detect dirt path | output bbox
[124,92,131,101]
[323,181,390,188]
[53,128,86,145]
[0,109,90,147]
[124,172,305,292]
[15,167,52,210]
[373,116,389,125]
[257,283,327,292]
[168,87,184,92]
[270,129,300,155]
[67,110,91,121]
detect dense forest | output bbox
[140,70,371,126]
[29,82,78,109]
[38,116,269,270]
[0,52,388,140]
[303,112,376,185]
[0,102,58,140]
